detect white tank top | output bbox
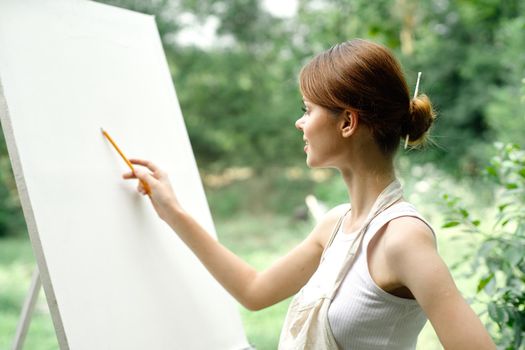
[300,202,434,349]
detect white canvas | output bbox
[0,0,250,349]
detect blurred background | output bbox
[1,0,524,349]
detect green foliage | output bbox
[485,17,525,146]
[0,126,26,238]
[442,143,525,349]
[409,0,525,174]
[311,171,348,207]
[206,168,314,218]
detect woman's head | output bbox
[299,39,436,156]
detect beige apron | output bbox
[278,180,403,350]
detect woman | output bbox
[123,39,495,349]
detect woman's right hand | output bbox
[122,159,184,224]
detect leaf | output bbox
[479,240,498,256]
[486,166,498,177]
[506,183,518,190]
[505,246,523,266]
[442,221,460,228]
[488,303,502,325]
[472,220,480,226]
[477,273,495,293]
[498,203,510,212]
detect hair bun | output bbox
[403,94,436,146]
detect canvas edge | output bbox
[0,77,69,349]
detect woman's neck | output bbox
[340,162,396,231]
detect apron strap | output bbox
[320,207,351,262]
[329,180,404,297]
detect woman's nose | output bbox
[295,115,304,131]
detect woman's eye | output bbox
[301,106,308,114]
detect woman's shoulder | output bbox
[329,203,351,216]
[323,203,351,226]
[380,214,437,261]
[309,203,350,247]
[379,201,435,235]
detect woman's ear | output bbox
[340,110,358,138]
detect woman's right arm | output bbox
[124,158,346,311]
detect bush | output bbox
[442,143,525,349]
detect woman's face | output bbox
[295,98,344,168]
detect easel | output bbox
[11,268,42,350]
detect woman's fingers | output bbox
[129,158,160,173]
[137,183,147,195]
[133,168,158,188]
[123,159,166,196]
